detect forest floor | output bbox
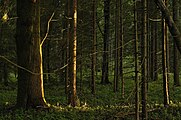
[1,74,181,119]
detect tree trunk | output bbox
[101,0,110,84]
[173,0,180,86]
[68,0,78,107]
[120,0,124,97]
[154,0,181,54]
[134,0,139,119]
[141,0,148,119]
[114,0,120,93]
[161,0,169,107]
[65,0,70,95]
[149,0,158,81]
[16,0,47,108]
[91,0,96,94]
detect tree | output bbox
[173,0,180,86]
[114,0,120,93]
[120,0,124,98]
[149,0,158,81]
[91,0,96,94]
[161,0,170,107]
[134,0,139,119]
[68,0,78,107]
[141,0,148,119]
[65,0,71,95]
[101,0,110,84]
[16,0,47,108]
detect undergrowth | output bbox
[1,75,181,119]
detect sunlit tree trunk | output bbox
[16,0,47,108]
[141,0,148,119]
[91,0,96,94]
[173,0,180,86]
[134,0,139,119]
[101,0,110,84]
[161,0,169,107]
[68,0,78,107]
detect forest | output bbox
[1,0,181,119]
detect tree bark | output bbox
[16,0,47,108]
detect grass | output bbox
[1,74,181,119]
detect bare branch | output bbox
[40,12,55,47]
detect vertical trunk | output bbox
[68,0,77,107]
[162,0,169,107]
[114,0,120,93]
[47,39,50,82]
[80,41,83,93]
[173,0,180,86]
[16,0,47,108]
[154,20,158,81]
[101,0,110,84]
[150,1,158,81]
[66,0,70,95]
[134,0,139,119]
[91,0,96,94]
[0,24,2,82]
[149,0,157,81]
[141,0,147,119]
[120,0,124,98]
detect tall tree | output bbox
[149,0,158,81]
[134,0,139,119]
[141,0,148,119]
[114,0,120,93]
[16,0,47,108]
[161,0,169,107]
[120,0,124,97]
[65,0,70,95]
[173,0,180,86]
[91,0,96,94]
[101,0,110,84]
[68,0,78,107]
